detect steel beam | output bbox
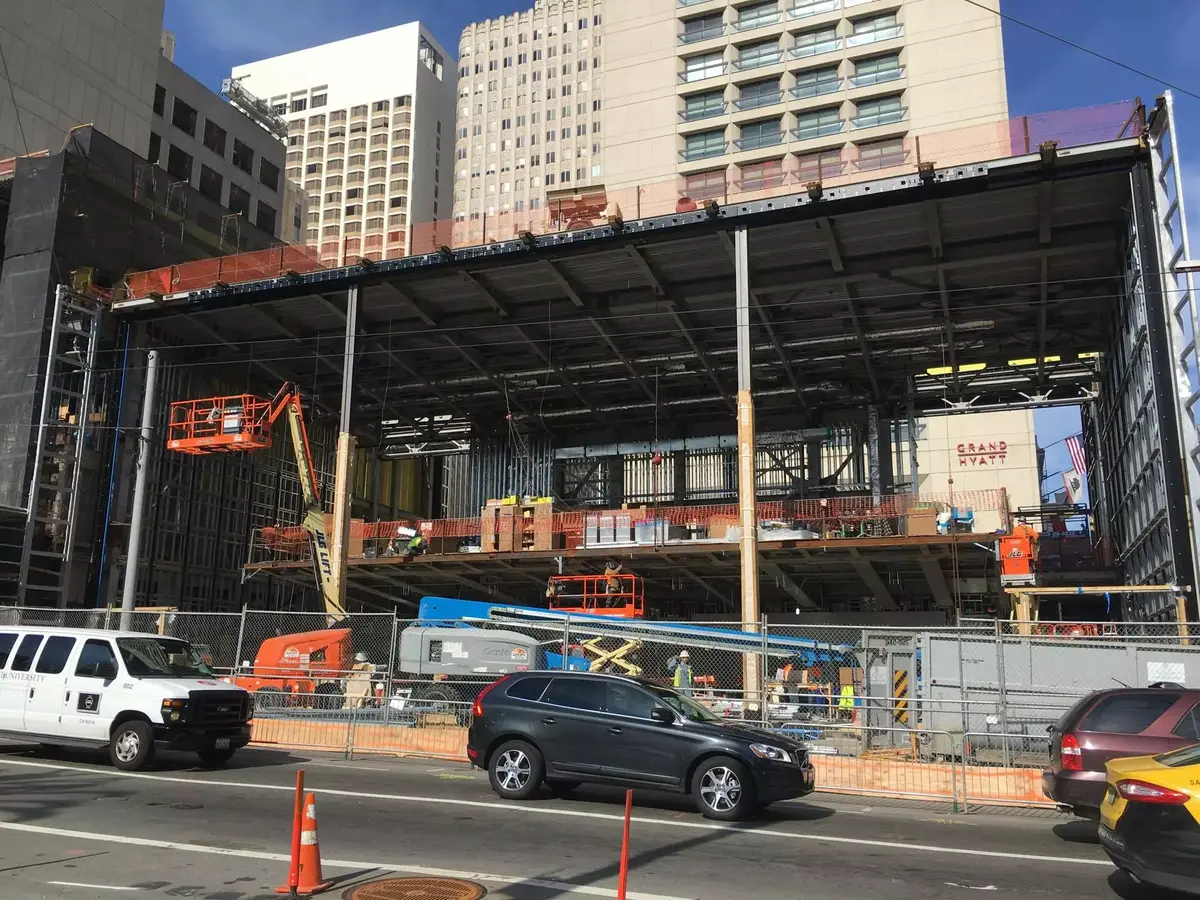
[816,217,844,273]
[462,270,511,317]
[843,284,882,402]
[918,547,954,608]
[761,559,817,609]
[936,267,962,394]
[329,284,359,620]
[849,547,896,608]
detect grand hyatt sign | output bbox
[957,441,1007,466]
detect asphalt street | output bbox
[0,742,1175,900]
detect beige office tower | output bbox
[601,0,1007,210]
[233,23,456,266]
[453,0,607,242]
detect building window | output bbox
[171,99,198,137]
[306,163,322,175]
[312,93,327,108]
[228,182,251,218]
[796,147,845,181]
[736,118,783,151]
[153,84,166,117]
[148,132,161,165]
[794,106,844,140]
[683,168,727,201]
[232,139,254,175]
[848,13,903,46]
[256,201,277,233]
[682,51,725,83]
[291,97,308,113]
[852,53,903,87]
[735,39,782,71]
[682,13,724,45]
[853,95,906,129]
[793,66,842,99]
[855,137,907,171]
[793,26,841,58]
[165,144,193,182]
[346,187,363,200]
[325,191,342,203]
[738,159,784,191]
[682,129,727,161]
[260,158,280,192]
[197,164,222,202]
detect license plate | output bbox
[214,737,231,750]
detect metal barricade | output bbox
[960,731,1055,811]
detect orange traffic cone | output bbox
[276,792,332,896]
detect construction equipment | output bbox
[167,383,343,623]
[233,628,359,709]
[998,519,1040,588]
[546,573,645,618]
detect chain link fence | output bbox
[5,606,1200,810]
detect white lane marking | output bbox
[5,822,684,900]
[945,885,998,891]
[47,883,140,892]
[0,757,1110,868]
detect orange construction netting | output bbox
[118,100,1142,301]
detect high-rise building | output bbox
[232,24,456,266]
[453,0,606,241]
[0,0,165,159]
[600,0,1007,199]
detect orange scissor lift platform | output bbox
[548,573,645,618]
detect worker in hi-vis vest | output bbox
[838,683,856,720]
[673,649,694,695]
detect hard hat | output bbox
[354,652,369,663]
[679,650,690,659]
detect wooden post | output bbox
[1177,593,1191,646]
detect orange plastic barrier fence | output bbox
[120,101,1141,300]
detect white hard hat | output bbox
[679,650,689,659]
[355,652,369,663]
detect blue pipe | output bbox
[93,326,131,608]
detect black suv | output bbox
[467,670,816,820]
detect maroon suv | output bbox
[1043,687,1200,818]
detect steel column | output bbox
[330,285,359,616]
[734,226,761,706]
[120,348,159,629]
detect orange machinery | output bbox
[999,521,1040,588]
[547,573,645,618]
[233,628,354,707]
[166,382,344,623]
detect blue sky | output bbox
[164,0,1200,501]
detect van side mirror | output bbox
[83,661,117,681]
[650,707,675,724]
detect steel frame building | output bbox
[7,93,1199,623]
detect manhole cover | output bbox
[343,878,487,900]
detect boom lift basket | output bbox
[167,394,275,455]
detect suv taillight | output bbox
[1061,733,1082,771]
[472,675,510,718]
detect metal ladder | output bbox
[17,286,101,607]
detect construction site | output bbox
[0,93,1197,637]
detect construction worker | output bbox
[405,533,429,558]
[345,652,374,709]
[604,559,623,607]
[838,682,856,721]
[545,576,563,605]
[673,649,694,696]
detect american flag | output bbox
[1066,434,1087,476]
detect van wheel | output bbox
[110,720,155,771]
[692,756,756,821]
[488,740,544,801]
[197,748,236,768]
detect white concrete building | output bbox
[0,0,164,159]
[232,23,457,265]
[453,0,606,242]
[153,56,293,241]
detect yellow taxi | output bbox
[1099,743,1200,894]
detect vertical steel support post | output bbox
[330,285,360,615]
[907,401,919,498]
[120,348,159,629]
[868,406,881,504]
[234,607,248,673]
[734,226,761,708]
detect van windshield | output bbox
[116,637,214,678]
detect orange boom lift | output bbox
[166,383,346,623]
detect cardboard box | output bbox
[907,508,939,536]
[839,667,864,687]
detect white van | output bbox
[0,626,252,771]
